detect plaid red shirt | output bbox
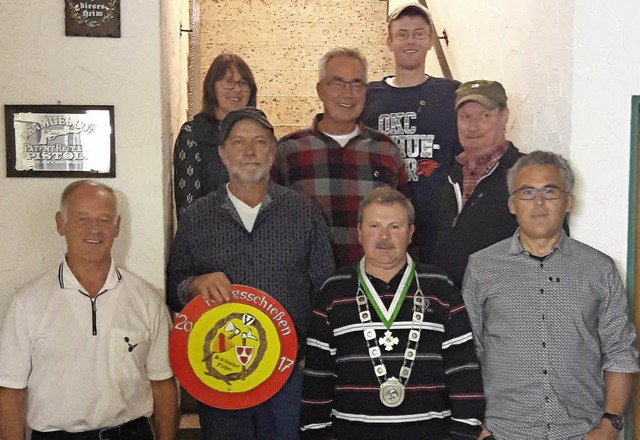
[456,141,509,208]
[273,114,409,268]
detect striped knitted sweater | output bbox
[301,263,485,440]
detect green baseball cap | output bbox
[455,80,507,110]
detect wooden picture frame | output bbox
[65,0,121,38]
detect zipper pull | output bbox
[91,297,97,336]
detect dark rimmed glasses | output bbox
[325,79,366,92]
[219,77,251,92]
[511,185,568,200]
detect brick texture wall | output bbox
[195,0,394,139]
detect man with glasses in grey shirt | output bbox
[462,151,638,440]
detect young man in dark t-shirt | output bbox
[362,3,461,262]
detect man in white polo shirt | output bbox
[0,180,177,440]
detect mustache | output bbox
[375,240,395,249]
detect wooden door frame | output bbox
[188,0,201,119]
[626,95,640,440]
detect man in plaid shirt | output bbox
[273,47,408,268]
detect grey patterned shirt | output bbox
[462,230,639,440]
[166,182,336,346]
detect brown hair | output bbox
[202,53,257,118]
[358,186,415,225]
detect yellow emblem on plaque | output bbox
[187,304,280,393]
[170,285,298,409]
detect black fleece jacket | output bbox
[430,143,524,286]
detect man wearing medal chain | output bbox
[301,186,485,440]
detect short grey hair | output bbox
[358,186,415,225]
[59,180,119,221]
[507,151,575,194]
[318,47,368,82]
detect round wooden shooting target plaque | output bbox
[169,285,298,409]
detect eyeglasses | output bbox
[219,77,251,92]
[326,79,366,92]
[511,185,568,200]
[392,30,431,41]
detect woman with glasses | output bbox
[173,53,258,219]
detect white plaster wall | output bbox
[160,0,191,234]
[0,1,167,318]
[570,1,640,270]
[429,0,574,158]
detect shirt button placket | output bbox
[539,262,553,427]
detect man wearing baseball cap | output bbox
[362,2,462,263]
[166,108,335,439]
[430,80,524,286]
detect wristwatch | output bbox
[601,412,624,430]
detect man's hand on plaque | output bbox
[189,272,233,304]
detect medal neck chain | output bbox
[356,255,424,387]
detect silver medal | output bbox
[379,377,405,407]
[357,256,422,411]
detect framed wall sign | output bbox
[5,105,116,178]
[65,0,121,38]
